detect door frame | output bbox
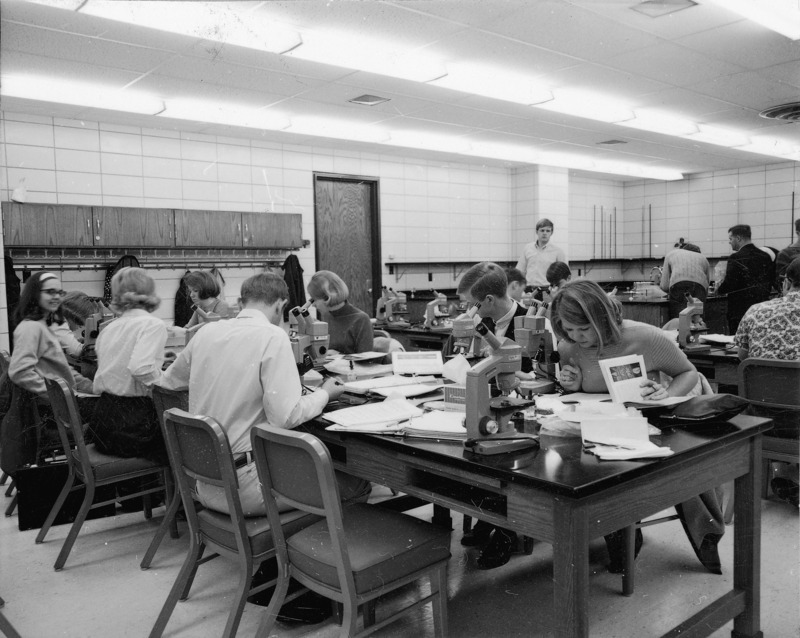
[312,172,382,315]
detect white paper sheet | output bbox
[323,398,422,428]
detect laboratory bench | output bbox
[615,294,728,333]
[381,325,452,352]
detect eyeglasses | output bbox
[41,289,66,297]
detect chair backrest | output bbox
[44,377,91,477]
[251,426,357,592]
[739,358,800,409]
[151,386,189,430]
[161,408,250,553]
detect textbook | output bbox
[598,355,648,404]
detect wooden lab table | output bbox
[381,325,452,352]
[687,346,741,392]
[304,414,771,638]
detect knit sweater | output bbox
[660,249,713,291]
[325,302,374,354]
[557,320,694,393]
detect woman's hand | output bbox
[639,379,669,401]
[559,363,582,391]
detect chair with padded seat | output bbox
[36,377,178,571]
[738,358,800,500]
[250,424,451,638]
[139,385,189,570]
[150,408,321,638]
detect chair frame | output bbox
[35,377,178,571]
[738,358,800,499]
[251,425,449,638]
[150,408,300,638]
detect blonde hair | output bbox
[550,279,623,351]
[308,271,349,307]
[111,267,160,313]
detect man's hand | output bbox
[321,376,345,402]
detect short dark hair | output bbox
[546,261,572,287]
[184,270,220,300]
[15,271,64,325]
[681,243,701,253]
[504,267,526,286]
[786,256,800,287]
[536,218,554,231]
[457,262,507,300]
[60,292,103,326]
[240,273,288,306]
[729,224,751,240]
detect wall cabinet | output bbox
[3,202,302,250]
[2,202,93,246]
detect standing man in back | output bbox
[776,219,800,288]
[516,218,568,301]
[659,243,713,320]
[715,224,773,334]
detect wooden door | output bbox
[174,209,242,247]
[313,174,380,315]
[241,212,302,248]
[2,202,93,246]
[93,207,174,246]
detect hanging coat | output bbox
[282,254,306,321]
[173,271,194,328]
[103,255,141,303]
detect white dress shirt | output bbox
[93,309,167,397]
[158,308,328,454]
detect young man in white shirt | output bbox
[515,218,568,300]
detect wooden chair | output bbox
[250,424,451,638]
[35,377,178,571]
[139,385,189,570]
[738,358,800,499]
[149,409,320,638]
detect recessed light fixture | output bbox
[348,94,391,106]
[597,140,628,145]
[631,0,698,18]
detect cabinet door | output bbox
[241,212,302,248]
[93,207,174,246]
[174,210,242,247]
[2,202,93,246]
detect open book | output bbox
[598,355,691,407]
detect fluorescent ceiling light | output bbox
[618,109,698,136]
[286,31,446,82]
[736,136,800,160]
[684,124,749,147]
[699,0,800,40]
[429,63,552,106]
[78,1,302,53]
[388,131,472,154]
[288,117,389,143]
[159,99,289,130]
[535,89,633,123]
[1,74,164,115]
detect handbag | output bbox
[654,394,750,424]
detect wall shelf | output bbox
[385,260,515,282]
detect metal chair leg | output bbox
[140,482,182,570]
[4,494,17,517]
[36,471,77,544]
[53,482,95,571]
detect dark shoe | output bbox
[461,520,493,547]
[693,533,722,575]
[606,527,644,574]
[476,529,517,570]
[771,477,799,507]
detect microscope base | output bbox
[466,435,539,456]
[519,379,556,396]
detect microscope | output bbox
[424,291,451,330]
[450,303,482,358]
[385,289,410,327]
[513,305,557,395]
[375,286,392,324]
[82,306,115,348]
[289,301,330,375]
[464,323,538,455]
[677,298,710,353]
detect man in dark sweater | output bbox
[716,224,773,333]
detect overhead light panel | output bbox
[684,124,749,147]
[536,88,633,123]
[631,0,697,18]
[618,109,698,136]
[159,99,289,130]
[285,30,446,82]
[429,63,553,106]
[736,136,800,161]
[288,117,389,143]
[1,74,164,115]
[349,95,391,107]
[78,1,302,53]
[699,0,800,40]
[388,131,472,154]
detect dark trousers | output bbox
[667,281,707,320]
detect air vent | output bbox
[349,94,391,106]
[597,139,628,145]
[759,102,800,122]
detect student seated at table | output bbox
[552,279,725,574]
[546,261,572,295]
[184,270,232,333]
[51,291,104,357]
[1,272,95,476]
[88,267,168,465]
[307,270,373,354]
[504,267,527,303]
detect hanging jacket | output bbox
[173,271,194,328]
[103,255,141,303]
[282,254,306,321]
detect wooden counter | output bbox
[615,295,727,333]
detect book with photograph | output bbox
[598,354,648,404]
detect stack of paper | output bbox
[584,439,674,460]
[324,398,422,432]
[372,382,443,399]
[343,375,437,395]
[403,411,467,440]
[580,415,672,460]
